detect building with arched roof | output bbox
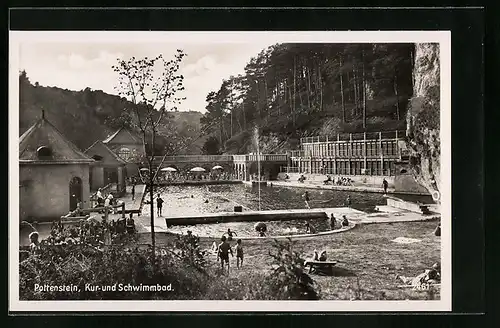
[19,110,94,222]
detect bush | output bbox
[20,220,208,300]
[251,238,320,300]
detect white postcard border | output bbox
[9,30,451,312]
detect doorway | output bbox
[69,176,83,211]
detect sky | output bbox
[19,41,274,113]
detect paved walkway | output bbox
[268,180,430,196]
[116,184,146,213]
[260,180,393,194]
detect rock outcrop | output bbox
[406,43,441,201]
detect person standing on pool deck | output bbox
[131,183,135,201]
[303,191,311,209]
[217,235,233,273]
[156,194,164,217]
[329,213,337,230]
[382,178,389,194]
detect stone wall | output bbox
[90,166,104,191]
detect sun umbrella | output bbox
[139,168,149,171]
[190,167,206,172]
[161,167,177,172]
[212,165,224,170]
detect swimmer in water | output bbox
[226,228,237,241]
[305,222,316,234]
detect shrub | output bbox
[251,238,320,300]
[173,232,208,272]
[19,221,208,300]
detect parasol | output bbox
[212,165,224,170]
[190,167,206,172]
[161,167,177,172]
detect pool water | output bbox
[139,184,377,237]
[144,184,386,218]
[165,217,348,239]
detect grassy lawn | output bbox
[140,218,441,300]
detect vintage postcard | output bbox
[9,30,451,312]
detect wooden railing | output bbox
[153,154,288,164]
[300,130,406,144]
[233,154,288,162]
[154,155,234,163]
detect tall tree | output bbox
[112,50,186,260]
[339,54,346,123]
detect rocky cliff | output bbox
[406,43,441,201]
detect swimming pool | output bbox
[143,183,386,218]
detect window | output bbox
[118,147,131,161]
[36,146,52,159]
[92,154,103,161]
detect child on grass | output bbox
[217,235,233,273]
[235,239,244,268]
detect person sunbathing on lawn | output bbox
[396,263,441,287]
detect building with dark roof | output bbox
[19,110,94,221]
[84,140,126,194]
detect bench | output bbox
[304,260,338,274]
[419,205,431,215]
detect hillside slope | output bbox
[19,72,204,154]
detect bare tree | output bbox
[112,50,187,259]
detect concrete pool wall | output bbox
[165,209,329,226]
[156,222,357,241]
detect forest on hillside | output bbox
[18,71,205,154]
[200,43,414,155]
